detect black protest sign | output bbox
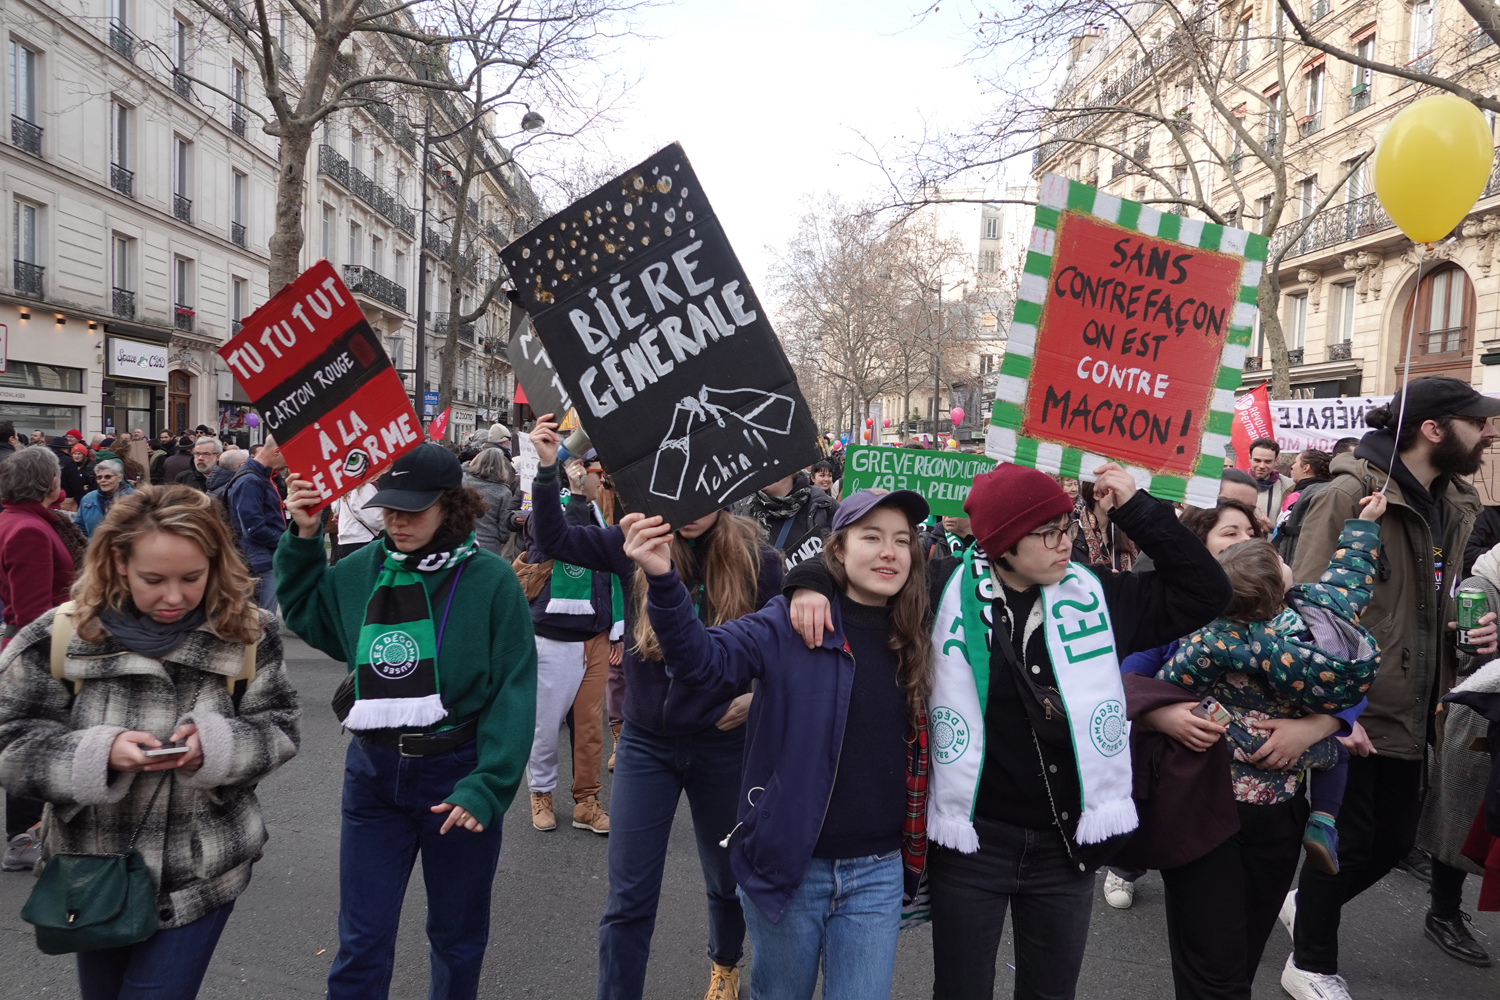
[500,143,819,525]
[507,308,574,420]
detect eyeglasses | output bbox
[1024,519,1081,550]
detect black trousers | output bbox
[1157,798,1307,1000]
[1293,754,1424,974]
[928,816,1095,1000]
[4,792,44,838]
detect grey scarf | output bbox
[99,604,208,658]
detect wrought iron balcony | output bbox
[111,163,134,197]
[173,71,191,99]
[1244,355,1263,372]
[1298,113,1322,138]
[231,319,242,334]
[11,116,41,157]
[1329,341,1352,361]
[277,46,291,71]
[349,165,415,234]
[1349,85,1371,113]
[318,143,350,187]
[1287,348,1305,367]
[109,21,134,59]
[1234,53,1249,76]
[1468,29,1497,53]
[1272,193,1394,260]
[174,193,193,223]
[231,109,246,138]
[1310,0,1330,21]
[231,221,246,247]
[14,260,44,299]
[1133,141,1149,161]
[174,304,195,331]
[432,313,475,342]
[112,287,134,318]
[343,264,407,312]
[1229,153,1244,175]
[1110,158,1126,180]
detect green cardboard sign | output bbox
[842,446,997,517]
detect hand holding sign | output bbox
[1090,463,1137,513]
[620,512,674,575]
[285,475,324,538]
[530,412,562,466]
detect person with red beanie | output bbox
[784,461,1231,1000]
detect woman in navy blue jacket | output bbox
[526,416,781,1000]
[621,489,933,1000]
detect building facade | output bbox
[1034,0,1500,402]
[2,0,534,441]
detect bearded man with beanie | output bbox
[785,461,1230,1000]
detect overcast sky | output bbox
[577,0,1001,297]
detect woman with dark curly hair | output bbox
[274,443,537,1000]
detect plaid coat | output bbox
[0,607,300,929]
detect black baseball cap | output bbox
[1393,376,1500,425]
[364,443,463,511]
[832,488,930,532]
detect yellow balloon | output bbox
[1373,93,1494,244]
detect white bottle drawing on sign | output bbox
[650,386,796,501]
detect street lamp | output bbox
[520,109,545,132]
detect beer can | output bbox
[1457,587,1488,655]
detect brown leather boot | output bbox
[572,795,610,834]
[704,962,739,1000]
[530,791,556,831]
[608,722,621,771]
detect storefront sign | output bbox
[107,338,169,382]
[987,175,1265,506]
[500,143,819,526]
[218,260,421,514]
[842,445,997,517]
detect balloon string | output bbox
[1384,244,1430,496]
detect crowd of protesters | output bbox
[0,375,1498,1000]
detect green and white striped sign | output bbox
[986,174,1266,507]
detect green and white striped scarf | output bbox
[344,532,479,731]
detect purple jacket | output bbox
[528,463,783,735]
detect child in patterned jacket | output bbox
[1159,493,1386,874]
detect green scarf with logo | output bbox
[345,532,479,731]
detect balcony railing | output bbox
[231,109,247,138]
[14,260,44,299]
[318,143,350,187]
[1468,28,1498,53]
[1299,113,1322,138]
[1349,85,1371,113]
[1329,341,1352,361]
[432,313,475,342]
[231,221,246,247]
[350,165,416,234]
[109,21,134,59]
[1111,158,1126,179]
[1272,192,1394,260]
[111,162,134,197]
[1244,355,1263,372]
[231,319,242,334]
[1287,348,1305,367]
[1309,0,1330,21]
[173,193,193,223]
[173,71,191,98]
[1133,141,1150,161]
[1234,53,1249,76]
[174,304,195,331]
[343,264,407,312]
[1228,153,1244,174]
[427,156,462,199]
[11,116,41,157]
[112,287,134,318]
[277,46,292,71]
[1408,51,1436,74]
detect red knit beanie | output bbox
[965,464,1075,559]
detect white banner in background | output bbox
[1268,396,1389,454]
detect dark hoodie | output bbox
[1355,427,1448,545]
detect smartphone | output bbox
[141,745,191,758]
[1191,697,1233,727]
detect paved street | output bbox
[2,634,1498,999]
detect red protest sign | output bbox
[428,406,451,441]
[1231,383,1273,470]
[1021,212,1244,476]
[217,260,422,513]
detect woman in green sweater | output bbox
[275,443,537,1000]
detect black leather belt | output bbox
[358,718,478,757]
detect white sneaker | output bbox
[1102,870,1135,909]
[1279,888,1297,938]
[1280,954,1353,1000]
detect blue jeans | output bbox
[739,852,903,1000]
[76,901,235,1000]
[327,737,505,1000]
[597,722,746,1000]
[252,570,278,614]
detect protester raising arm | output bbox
[527,414,633,579]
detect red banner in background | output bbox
[217,260,422,514]
[1231,383,1274,470]
[428,406,452,441]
